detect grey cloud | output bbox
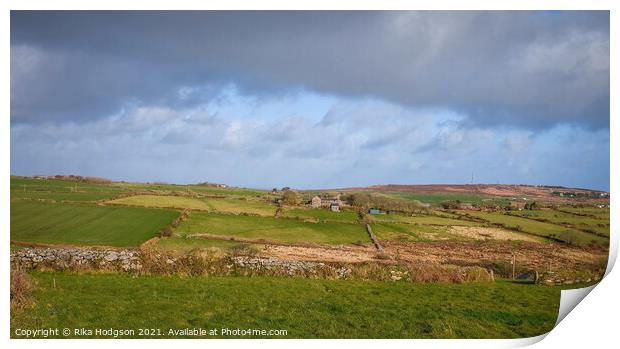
[11,11,609,129]
[10,99,610,190]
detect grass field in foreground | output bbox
[11,272,560,339]
[11,201,179,247]
[176,212,369,245]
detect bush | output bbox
[159,227,173,237]
[407,264,492,283]
[231,243,260,256]
[559,231,577,245]
[374,252,391,260]
[139,249,231,276]
[282,189,301,205]
[10,267,34,310]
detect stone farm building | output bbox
[311,196,322,208]
[310,195,342,211]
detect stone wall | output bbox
[232,256,351,277]
[11,247,493,283]
[11,248,142,272]
[537,270,602,286]
[10,248,335,275]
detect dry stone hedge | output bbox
[11,248,142,272]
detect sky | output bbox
[10,11,610,190]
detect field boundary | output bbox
[185,232,373,250]
[104,197,277,217]
[366,224,384,252]
[448,211,570,244]
[10,240,125,251]
[505,212,610,239]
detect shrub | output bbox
[559,231,577,245]
[407,264,492,283]
[10,267,34,311]
[231,243,260,256]
[282,189,301,205]
[374,252,391,260]
[159,227,173,237]
[353,240,366,247]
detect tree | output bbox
[525,201,538,210]
[282,189,301,205]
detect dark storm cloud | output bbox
[11,11,609,129]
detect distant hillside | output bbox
[363,184,609,203]
[31,175,113,184]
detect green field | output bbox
[11,177,126,202]
[367,211,484,243]
[108,195,213,210]
[176,212,369,245]
[460,211,608,246]
[510,209,610,237]
[283,208,359,222]
[371,223,461,242]
[155,236,259,252]
[558,207,610,220]
[11,272,560,339]
[107,194,276,216]
[205,198,276,216]
[381,191,510,207]
[10,177,268,204]
[10,201,179,247]
[367,213,479,226]
[114,182,266,197]
[8,176,608,339]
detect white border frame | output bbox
[2,2,616,349]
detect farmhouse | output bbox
[310,195,343,211]
[311,196,322,208]
[326,198,343,207]
[510,201,526,210]
[368,208,382,215]
[330,202,340,212]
